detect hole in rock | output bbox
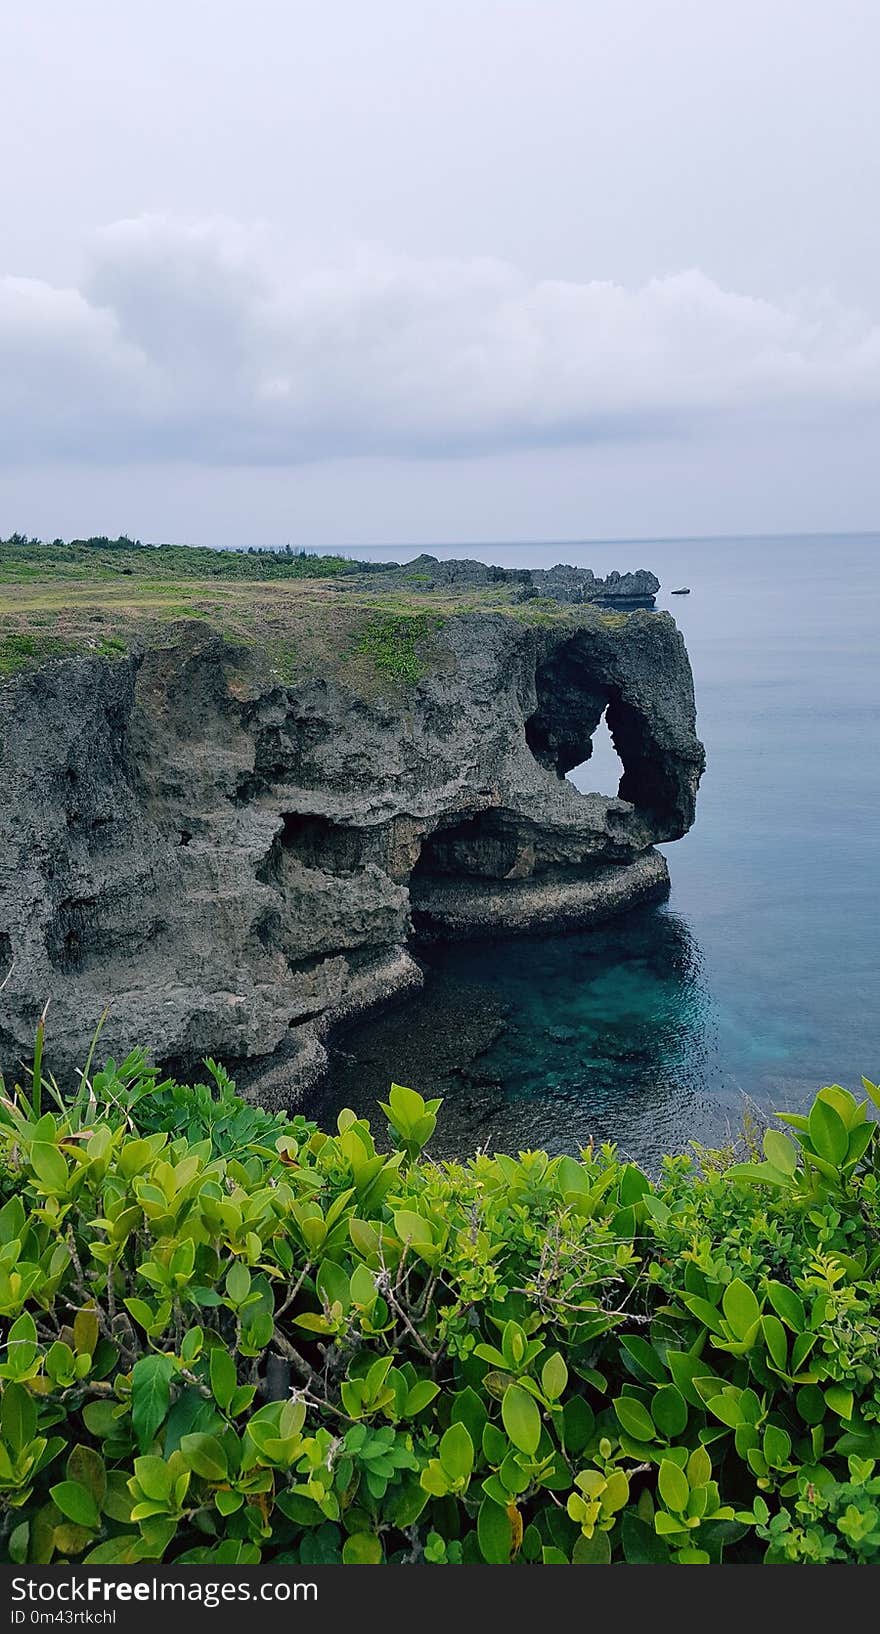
[412,811,522,880]
[566,710,624,798]
[524,636,674,818]
[271,814,362,875]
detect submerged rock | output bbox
[0,601,703,1104]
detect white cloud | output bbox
[3,216,880,466]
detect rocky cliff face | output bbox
[0,607,703,1104]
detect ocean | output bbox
[314,534,880,1167]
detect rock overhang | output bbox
[0,598,704,1101]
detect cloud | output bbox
[4,216,880,466]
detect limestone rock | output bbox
[0,606,703,1103]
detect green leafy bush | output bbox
[1,1045,879,1567]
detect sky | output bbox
[2,0,880,548]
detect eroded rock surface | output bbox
[0,607,703,1103]
[346,555,661,606]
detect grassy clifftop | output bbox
[0,536,621,686]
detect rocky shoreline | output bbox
[344,555,661,606]
[308,964,512,1133]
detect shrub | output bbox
[1,1047,879,1567]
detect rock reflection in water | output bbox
[312,904,718,1169]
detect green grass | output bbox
[0,535,633,692]
[0,632,82,675]
[354,610,446,684]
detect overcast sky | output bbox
[2,0,879,547]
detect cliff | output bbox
[0,599,703,1104]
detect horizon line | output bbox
[125,527,880,553]
[327,528,880,551]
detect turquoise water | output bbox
[332,534,880,1164]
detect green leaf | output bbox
[651,1386,688,1440]
[791,1332,817,1373]
[439,1421,474,1483]
[762,1314,788,1371]
[73,1308,99,1357]
[180,1325,202,1365]
[845,1120,875,1168]
[572,1530,611,1563]
[765,1281,805,1331]
[541,1352,568,1401]
[681,1294,727,1336]
[131,1354,173,1452]
[657,1459,690,1514]
[82,1400,122,1441]
[132,1455,174,1503]
[817,1085,857,1130]
[725,1160,791,1189]
[1,1381,37,1453]
[477,1497,513,1564]
[180,1433,228,1482]
[53,1522,95,1556]
[763,1129,798,1175]
[687,1445,712,1487]
[67,1446,106,1508]
[666,1350,720,1410]
[342,1532,382,1564]
[8,1522,29,1565]
[763,1425,792,1469]
[49,1480,101,1531]
[315,1259,350,1313]
[5,1307,37,1372]
[387,1082,426,1124]
[30,1142,69,1192]
[392,1210,433,1246]
[808,1098,848,1166]
[406,1380,440,1416]
[293,1311,336,1335]
[796,1384,826,1426]
[622,1512,669,1564]
[561,1396,595,1455]
[825,1385,854,1420]
[209,1348,237,1412]
[620,1335,668,1384]
[721,1278,761,1341]
[613,1395,656,1442]
[706,1392,745,1429]
[502,1384,541,1456]
[225,1261,251,1305]
[655,1509,686,1536]
[163,1387,222,1455]
[481,1473,510,1508]
[124,1298,157,1333]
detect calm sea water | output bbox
[324,535,880,1166]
